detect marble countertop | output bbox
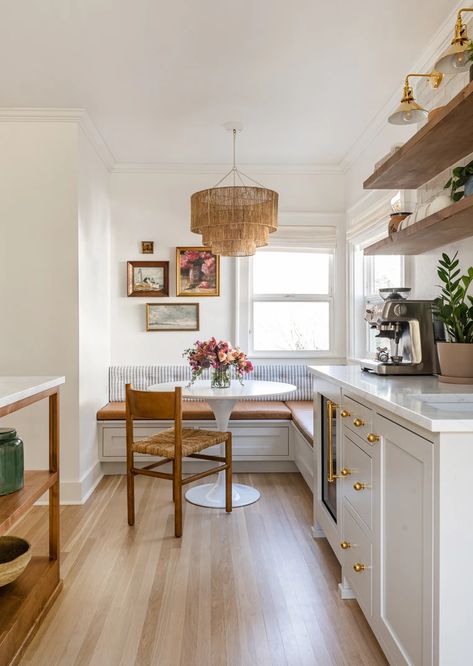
[0,376,65,410]
[309,365,473,432]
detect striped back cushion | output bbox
[109,364,313,402]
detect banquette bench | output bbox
[97,365,315,487]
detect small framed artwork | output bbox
[141,241,154,254]
[176,247,220,297]
[127,261,169,297]
[146,303,200,331]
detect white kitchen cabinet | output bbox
[372,413,433,666]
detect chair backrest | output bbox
[125,384,182,422]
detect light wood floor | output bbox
[14,473,387,666]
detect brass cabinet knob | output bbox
[367,433,380,443]
[340,409,351,418]
[333,467,352,479]
[353,563,365,573]
[353,482,366,491]
[340,541,351,550]
[353,417,365,427]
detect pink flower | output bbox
[199,281,209,289]
[218,350,227,363]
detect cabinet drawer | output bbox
[343,434,372,529]
[341,395,373,443]
[342,502,372,618]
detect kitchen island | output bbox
[309,365,473,666]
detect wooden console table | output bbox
[0,376,64,665]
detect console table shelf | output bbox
[364,80,473,190]
[364,196,473,256]
[0,377,64,666]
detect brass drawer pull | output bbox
[353,563,365,573]
[353,417,365,427]
[353,482,366,491]
[367,433,380,443]
[340,409,351,418]
[340,541,351,550]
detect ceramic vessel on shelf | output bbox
[464,175,473,197]
[426,194,452,216]
[0,537,31,587]
[388,212,411,235]
[437,342,473,384]
[0,428,24,496]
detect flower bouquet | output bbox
[183,337,254,388]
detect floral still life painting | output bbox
[176,247,220,296]
[127,261,169,297]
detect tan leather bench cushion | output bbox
[285,401,314,445]
[97,400,292,421]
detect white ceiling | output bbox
[0,0,453,165]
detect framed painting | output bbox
[127,261,169,297]
[176,247,220,297]
[146,303,200,331]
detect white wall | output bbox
[0,121,80,483]
[0,119,110,503]
[78,130,110,497]
[110,169,346,364]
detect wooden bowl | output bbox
[0,536,31,587]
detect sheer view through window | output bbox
[364,254,404,355]
[251,251,331,353]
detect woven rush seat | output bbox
[133,427,231,459]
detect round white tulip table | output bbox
[148,379,297,508]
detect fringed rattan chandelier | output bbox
[191,123,278,257]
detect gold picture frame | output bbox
[176,247,220,297]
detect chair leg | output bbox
[127,453,135,526]
[225,434,232,513]
[174,455,182,537]
[172,460,176,502]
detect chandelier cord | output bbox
[210,127,266,189]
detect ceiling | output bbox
[0,0,453,165]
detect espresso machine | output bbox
[360,288,440,375]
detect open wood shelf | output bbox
[0,557,61,666]
[364,196,473,255]
[364,81,473,190]
[0,471,57,536]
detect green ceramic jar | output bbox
[0,428,24,495]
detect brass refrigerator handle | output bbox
[327,399,337,483]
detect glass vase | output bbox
[211,367,231,389]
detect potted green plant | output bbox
[435,252,473,383]
[444,159,473,201]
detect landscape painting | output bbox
[146,303,200,331]
[127,261,169,297]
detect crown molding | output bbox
[340,1,471,173]
[111,162,344,176]
[0,107,115,171]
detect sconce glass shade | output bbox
[435,42,471,74]
[388,99,428,125]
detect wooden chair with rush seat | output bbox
[125,384,232,537]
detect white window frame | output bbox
[237,247,336,359]
[346,196,412,362]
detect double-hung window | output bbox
[249,249,333,355]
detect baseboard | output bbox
[36,460,104,505]
[101,460,298,475]
[311,524,325,539]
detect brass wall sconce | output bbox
[388,71,443,125]
[434,8,473,74]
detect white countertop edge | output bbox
[0,376,65,410]
[308,366,473,433]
